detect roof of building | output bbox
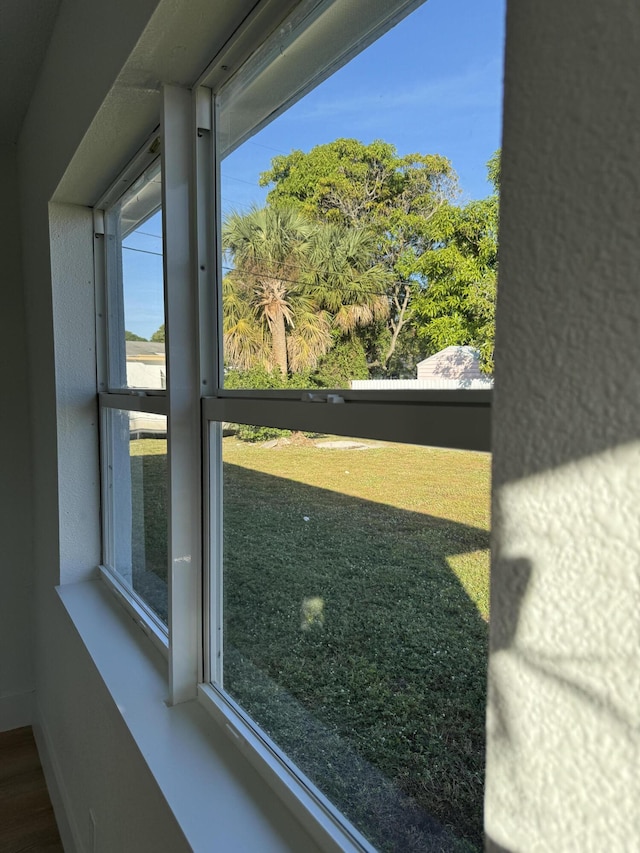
[417,346,488,380]
[125,341,166,363]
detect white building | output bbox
[351,346,494,390]
[125,341,166,390]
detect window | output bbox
[95,0,500,848]
[105,158,165,391]
[96,149,170,642]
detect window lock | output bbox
[301,392,344,404]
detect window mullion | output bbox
[104,208,127,388]
[162,83,201,704]
[203,396,492,452]
[194,86,224,687]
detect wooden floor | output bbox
[0,726,64,852]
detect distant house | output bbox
[125,340,166,389]
[416,346,493,388]
[125,342,167,437]
[351,346,493,390]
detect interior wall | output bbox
[15,0,189,848]
[34,582,190,852]
[487,0,640,849]
[0,144,34,731]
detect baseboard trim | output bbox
[33,706,84,853]
[0,689,34,732]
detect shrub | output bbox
[224,367,312,441]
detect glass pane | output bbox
[218,0,502,392]
[221,427,490,851]
[106,408,168,624]
[106,159,166,389]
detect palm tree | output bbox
[222,206,390,376]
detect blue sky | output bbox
[122,210,164,341]
[123,0,505,340]
[222,0,506,214]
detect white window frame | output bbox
[94,0,493,848]
[93,139,172,660]
[199,0,492,836]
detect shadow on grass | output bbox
[128,448,489,850]
[223,461,489,853]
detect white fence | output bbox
[350,378,493,390]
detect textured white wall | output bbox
[0,145,34,730]
[16,0,189,848]
[487,0,640,849]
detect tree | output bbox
[125,330,147,341]
[222,205,389,376]
[260,138,458,373]
[312,335,369,387]
[150,324,165,342]
[412,153,499,373]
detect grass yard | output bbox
[130,436,491,851]
[129,438,168,622]
[222,436,490,852]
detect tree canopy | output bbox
[412,155,499,372]
[150,324,165,343]
[222,205,389,376]
[222,141,499,381]
[260,138,459,373]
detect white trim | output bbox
[0,689,34,732]
[99,403,116,578]
[162,84,202,703]
[207,422,224,686]
[32,709,83,853]
[104,196,127,389]
[95,127,161,212]
[56,580,326,853]
[98,565,169,657]
[195,0,303,93]
[194,87,218,394]
[198,683,375,853]
[93,209,108,395]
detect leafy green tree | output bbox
[125,330,147,341]
[224,366,311,441]
[222,205,389,376]
[412,153,499,373]
[260,138,458,372]
[150,324,165,342]
[312,335,369,387]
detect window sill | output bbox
[56,579,323,853]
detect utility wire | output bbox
[134,230,163,239]
[122,246,163,257]
[121,251,397,296]
[221,265,392,297]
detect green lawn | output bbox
[131,436,491,851]
[223,437,490,852]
